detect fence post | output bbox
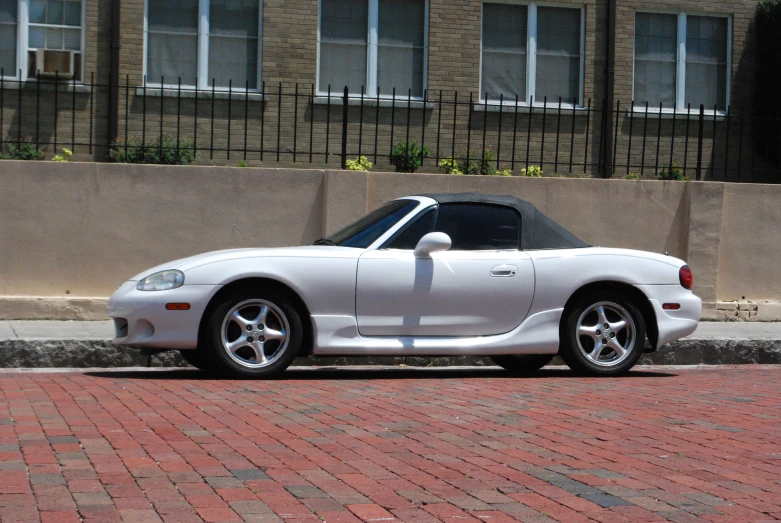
[695,104,704,181]
[341,86,349,169]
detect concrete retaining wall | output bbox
[1,161,781,318]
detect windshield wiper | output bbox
[313,238,337,246]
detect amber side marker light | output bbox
[166,303,191,311]
[662,303,681,310]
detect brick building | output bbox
[0,0,762,179]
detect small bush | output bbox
[521,166,543,177]
[624,172,639,180]
[390,141,429,173]
[1,138,44,160]
[659,160,687,181]
[52,148,73,162]
[438,149,500,175]
[438,157,462,175]
[109,135,196,165]
[237,160,250,168]
[496,169,513,176]
[346,155,372,171]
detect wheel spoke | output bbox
[264,327,286,342]
[590,341,604,361]
[230,310,252,330]
[607,338,626,358]
[248,341,267,364]
[596,306,609,327]
[609,319,628,333]
[251,305,270,326]
[578,324,599,341]
[226,337,248,354]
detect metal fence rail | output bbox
[0,73,778,181]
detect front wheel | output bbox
[202,289,303,378]
[490,354,555,374]
[559,292,646,376]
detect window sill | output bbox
[628,109,728,120]
[135,87,268,102]
[0,80,92,93]
[473,103,589,114]
[312,95,435,110]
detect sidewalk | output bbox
[1,320,781,367]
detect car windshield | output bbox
[321,199,420,248]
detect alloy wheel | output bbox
[220,299,290,368]
[575,301,636,367]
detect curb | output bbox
[1,337,781,368]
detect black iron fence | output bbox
[0,73,779,181]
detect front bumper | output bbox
[107,281,222,349]
[635,284,702,349]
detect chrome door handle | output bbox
[490,264,517,277]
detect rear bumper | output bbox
[107,281,221,349]
[635,284,701,349]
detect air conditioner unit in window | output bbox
[34,50,75,78]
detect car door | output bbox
[355,202,535,337]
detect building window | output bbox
[481,2,583,106]
[0,0,85,81]
[318,0,427,98]
[634,12,730,112]
[0,0,17,75]
[145,0,261,90]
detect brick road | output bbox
[0,366,780,523]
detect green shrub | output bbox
[624,172,639,180]
[521,166,543,177]
[237,160,250,168]
[659,160,687,181]
[52,148,73,162]
[438,149,500,175]
[389,140,429,173]
[109,135,196,165]
[1,138,44,160]
[496,169,513,176]
[346,155,372,171]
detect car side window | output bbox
[434,203,521,250]
[385,209,437,249]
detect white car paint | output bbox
[107,196,701,356]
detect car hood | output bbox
[129,245,360,281]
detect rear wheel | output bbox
[490,354,554,374]
[202,289,303,378]
[559,292,646,376]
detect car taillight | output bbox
[679,265,693,290]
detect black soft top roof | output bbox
[417,192,587,250]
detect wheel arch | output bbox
[197,277,315,357]
[562,281,658,348]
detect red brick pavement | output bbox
[0,365,780,522]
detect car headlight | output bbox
[136,270,185,291]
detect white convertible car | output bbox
[108,193,701,378]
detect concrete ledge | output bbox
[0,297,109,320]
[1,337,779,368]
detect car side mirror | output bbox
[414,232,452,257]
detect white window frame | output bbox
[316,0,430,100]
[479,1,585,108]
[632,11,731,115]
[0,0,87,82]
[143,0,263,91]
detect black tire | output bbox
[201,288,304,378]
[178,349,212,371]
[559,291,646,376]
[490,354,555,374]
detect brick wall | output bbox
[0,0,764,181]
